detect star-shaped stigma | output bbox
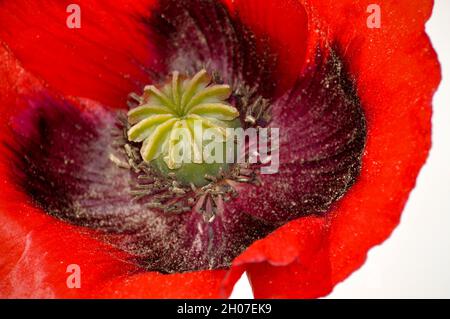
[127,70,240,170]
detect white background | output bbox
[231,0,450,299]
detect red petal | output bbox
[0,0,157,109]
[0,202,136,298]
[97,270,232,299]
[231,0,441,298]
[0,43,233,299]
[229,0,308,93]
[227,217,333,298]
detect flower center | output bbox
[127,70,240,186]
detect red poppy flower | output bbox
[0,0,440,298]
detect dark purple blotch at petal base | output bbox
[5,0,366,273]
[230,50,366,224]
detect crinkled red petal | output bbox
[229,0,441,298]
[230,0,309,93]
[0,0,159,109]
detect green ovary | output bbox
[127,70,241,186]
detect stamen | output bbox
[108,153,130,169]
